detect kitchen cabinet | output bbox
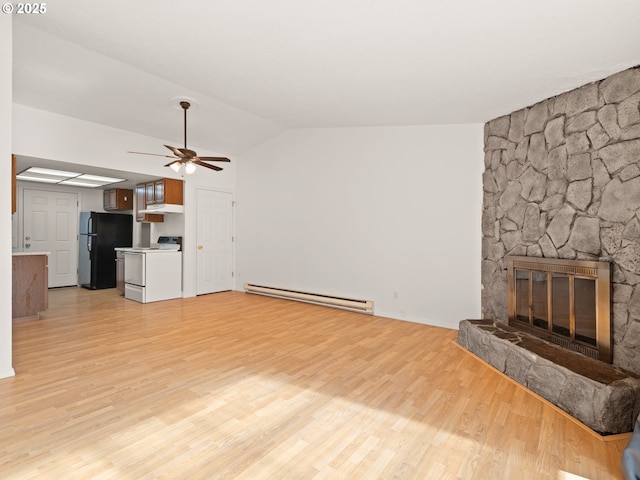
[136,183,163,223]
[103,188,133,211]
[135,178,183,222]
[12,251,48,319]
[145,181,155,205]
[153,180,164,204]
[146,178,183,205]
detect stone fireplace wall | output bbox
[482,66,640,375]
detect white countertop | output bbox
[12,250,50,256]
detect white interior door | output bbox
[196,189,233,295]
[23,189,79,288]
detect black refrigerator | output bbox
[79,211,133,289]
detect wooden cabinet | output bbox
[153,180,165,204]
[103,188,133,211]
[12,253,48,319]
[145,182,156,205]
[135,178,183,222]
[145,178,182,205]
[162,178,183,204]
[136,183,163,223]
[135,184,145,222]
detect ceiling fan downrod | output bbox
[181,101,190,149]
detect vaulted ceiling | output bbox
[12,0,640,156]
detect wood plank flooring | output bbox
[0,288,630,479]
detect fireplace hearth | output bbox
[457,319,640,434]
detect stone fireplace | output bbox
[458,65,640,434]
[480,65,640,375]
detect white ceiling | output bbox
[12,0,640,157]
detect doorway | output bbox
[196,189,233,295]
[22,189,79,288]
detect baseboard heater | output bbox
[244,283,374,314]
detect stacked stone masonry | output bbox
[482,66,640,375]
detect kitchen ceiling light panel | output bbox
[15,174,61,183]
[24,167,81,177]
[76,174,125,185]
[16,167,126,187]
[59,180,105,187]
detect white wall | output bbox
[1,16,14,378]
[12,104,236,297]
[236,125,484,329]
[10,100,483,335]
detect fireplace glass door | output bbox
[514,269,597,346]
[507,256,610,362]
[551,274,570,337]
[575,277,596,346]
[531,271,548,330]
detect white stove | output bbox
[153,236,182,250]
[120,236,182,303]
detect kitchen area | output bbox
[80,178,185,304]
[11,157,189,320]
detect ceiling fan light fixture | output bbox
[185,161,197,175]
[169,161,182,173]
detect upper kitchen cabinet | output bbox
[135,178,183,222]
[136,183,163,223]
[148,178,183,205]
[103,188,133,211]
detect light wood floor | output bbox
[1,288,629,479]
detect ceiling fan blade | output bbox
[128,151,177,159]
[195,156,231,163]
[194,160,223,171]
[164,145,188,158]
[177,147,198,158]
[164,160,183,167]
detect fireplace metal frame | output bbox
[507,256,612,363]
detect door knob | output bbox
[25,236,31,240]
[25,243,31,248]
[198,245,203,250]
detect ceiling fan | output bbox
[128,100,230,174]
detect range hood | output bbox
[138,203,184,214]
